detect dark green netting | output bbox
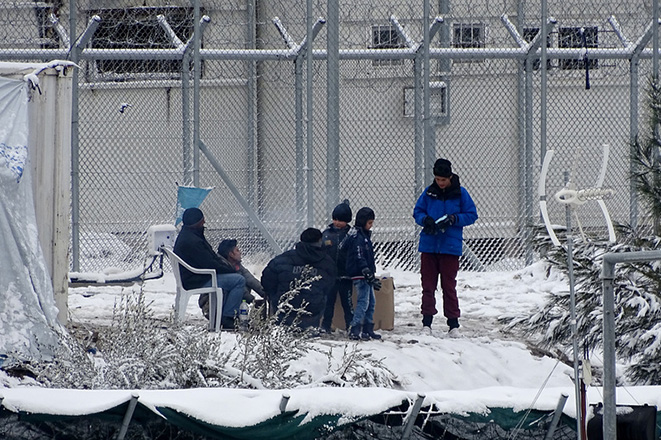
[155,406,345,439]
[0,404,586,440]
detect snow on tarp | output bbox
[2,386,661,438]
[0,72,64,364]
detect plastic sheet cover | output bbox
[0,75,62,364]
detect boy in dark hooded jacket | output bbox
[261,228,336,330]
[343,207,382,340]
[320,201,354,332]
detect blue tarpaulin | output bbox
[175,186,213,225]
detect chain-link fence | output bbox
[0,0,657,273]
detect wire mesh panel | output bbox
[0,0,656,273]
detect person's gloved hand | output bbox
[361,267,374,282]
[422,216,436,235]
[362,268,382,290]
[436,214,456,231]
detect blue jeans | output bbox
[204,273,245,318]
[349,279,375,328]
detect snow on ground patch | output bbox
[63,264,574,393]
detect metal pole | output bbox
[182,50,192,185]
[70,0,79,272]
[326,0,340,219]
[630,53,639,229]
[193,0,201,186]
[279,393,291,413]
[600,250,661,440]
[71,15,101,272]
[414,49,424,197]
[401,394,425,440]
[116,394,139,440]
[654,0,659,81]
[540,0,548,163]
[543,393,569,440]
[654,0,660,236]
[247,0,257,206]
[601,257,617,440]
[199,140,282,254]
[423,0,433,172]
[564,171,583,440]
[295,56,305,230]
[518,1,534,266]
[305,0,314,226]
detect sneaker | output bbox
[422,326,433,336]
[448,327,461,339]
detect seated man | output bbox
[217,239,266,304]
[173,208,245,329]
[261,228,336,330]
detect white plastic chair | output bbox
[161,247,224,332]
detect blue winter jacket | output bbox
[413,174,478,256]
[343,226,376,278]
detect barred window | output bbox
[370,25,404,66]
[88,7,197,80]
[452,23,485,63]
[559,26,598,70]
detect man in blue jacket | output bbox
[413,159,478,337]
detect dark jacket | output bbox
[173,226,236,290]
[261,242,337,328]
[413,173,478,256]
[343,226,376,278]
[321,223,350,277]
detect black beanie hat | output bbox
[433,158,452,177]
[332,202,352,223]
[300,227,323,245]
[355,207,375,228]
[182,207,204,226]
[217,239,238,258]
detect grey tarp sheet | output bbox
[0,73,62,364]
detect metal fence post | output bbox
[116,393,139,440]
[401,393,425,440]
[543,393,569,440]
[326,0,340,218]
[601,250,661,440]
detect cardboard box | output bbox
[331,277,395,331]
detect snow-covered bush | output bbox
[18,268,396,389]
[507,76,661,385]
[505,225,661,385]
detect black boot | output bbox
[349,325,361,340]
[422,315,433,328]
[362,323,381,340]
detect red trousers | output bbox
[420,252,460,319]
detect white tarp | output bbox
[0,75,62,363]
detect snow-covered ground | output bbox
[5,260,661,432]
[64,261,574,392]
